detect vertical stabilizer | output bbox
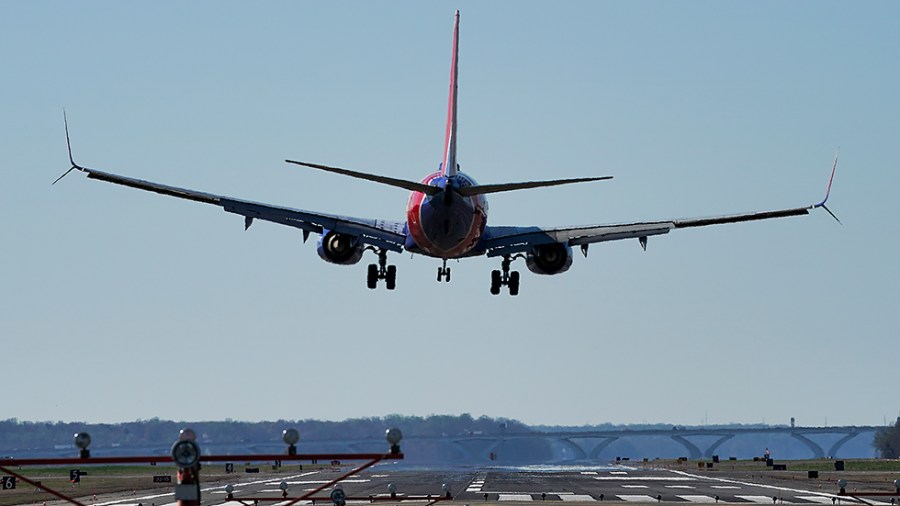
[442,10,460,178]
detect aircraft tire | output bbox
[509,271,520,296]
[367,264,378,289]
[386,265,397,290]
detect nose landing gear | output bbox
[490,255,522,296]
[437,259,451,282]
[366,248,396,290]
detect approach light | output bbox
[280,481,289,491]
[283,429,300,445]
[894,479,900,492]
[443,483,452,498]
[838,479,847,493]
[385,428,402,453]
[179,428,197,442]
[388,483,397,497]
[74,432,91,449]
[171,439,201,469]
[74,432,91,458]
[331,485,346,506]
[284,428,300,455]
[225,484,234,494]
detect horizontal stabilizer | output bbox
[457,176,613,197]
[285,159,441,196]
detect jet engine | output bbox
[525,243,573,275]
[317,230,364,265]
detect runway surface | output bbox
[49,466,884,506]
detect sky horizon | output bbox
[2,2,898,428]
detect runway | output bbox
[65,465,885,506]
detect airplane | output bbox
[56,11,839,296]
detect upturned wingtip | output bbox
[54,109,84,185]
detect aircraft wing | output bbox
[482,206,815,257]
[483,152,840,257]
[69,167,408,252]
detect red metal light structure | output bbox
[0,428,450,506]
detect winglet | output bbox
[53,110,85,185]
[814,148,841,224]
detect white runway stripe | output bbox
[794,497,836,504]
[499,493,533,501]
[618,495,659,502]
[595,476,695,481]
[677,495,718,503]
[737,496,785,504]
[560,494,596,501]
[622,485,649,489]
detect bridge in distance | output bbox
[261,426,881,464]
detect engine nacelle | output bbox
[317,230,364,265]
[525,243,573,275]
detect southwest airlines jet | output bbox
[58,11,838,296]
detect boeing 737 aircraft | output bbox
[58,11,838,295]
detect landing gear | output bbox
[437,259,451,282]
[366,248,396,290]
[490,255,522,296]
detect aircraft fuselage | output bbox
[405,171,488,258]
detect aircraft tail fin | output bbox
[441,10,460,179]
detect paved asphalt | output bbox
[43,466,893,506]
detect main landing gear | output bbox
[490,255,522,296]
[366,248,396,290]
[437,259,451,282]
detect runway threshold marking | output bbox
[622,485,649,489]
[676,495,718,503]
[618,495,659,502]
[736,495,795,504]
[795,497,838,504]
[559,494,597,501]
[499,493,534,501]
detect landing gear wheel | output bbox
[437,260,452,283]
[386,265,397,290]
[366,248,396,291]
[490,255,524,296]
[490,270,501,295]
[367,264,378,289]
[508,271,520,296]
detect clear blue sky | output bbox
[2,1,898,428]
